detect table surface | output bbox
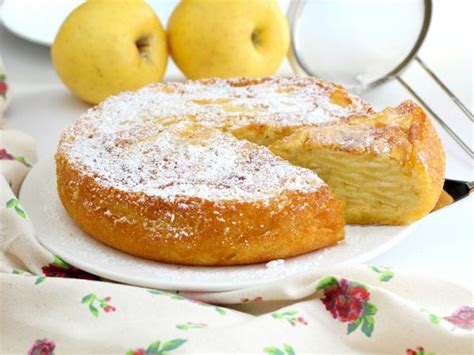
[1,1,472,288]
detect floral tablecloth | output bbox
[0,60,473,354]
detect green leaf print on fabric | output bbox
[35,276,47,285]
[147,341,161,354]
[53,255,71,269]
[14,155,32,167]
[148,289,185,299]
[160,339,187,352]
[148,289,226,315]
[89,303,99,318]
[282,344,296,355]
[429,314,442,325]
[5,198,27,219]
[81,294,116,317]
[317,277,378,337]
[127,338,187,355]
[316,276,338,291]
[176,322,207,330]
[6,198,16,208]
[11,269,45,285]
[271,310,308,326]
[215,307,226,315]
[361,315,375,337]
[264,348,284,355]
[347,317,362,334]
[420,309,442,325]
[369,265,395,282]
[264,343,295,355]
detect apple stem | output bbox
[251,30,261,46]
[135,37,150,59]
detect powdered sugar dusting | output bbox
[59,76,372,202]
[81,76,372,130]
[61,121,323,201]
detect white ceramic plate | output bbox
[2,0,85,46]
[20,158,417,291]
[1,0,178,47]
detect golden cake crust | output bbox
[56,153,344,265]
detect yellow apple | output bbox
[51,0,168,104]
[168,0,289,79]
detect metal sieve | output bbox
[287,0,473,158]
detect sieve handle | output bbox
[415,56,473,122]
[396,66,474,159]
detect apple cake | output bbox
[56,76,445,265]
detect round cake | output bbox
[56,76,444,265]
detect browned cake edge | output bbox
[56,153,345,266]
[404,101,446,220]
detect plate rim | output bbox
[20,157,417,291]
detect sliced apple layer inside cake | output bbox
[269,101,445,225]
